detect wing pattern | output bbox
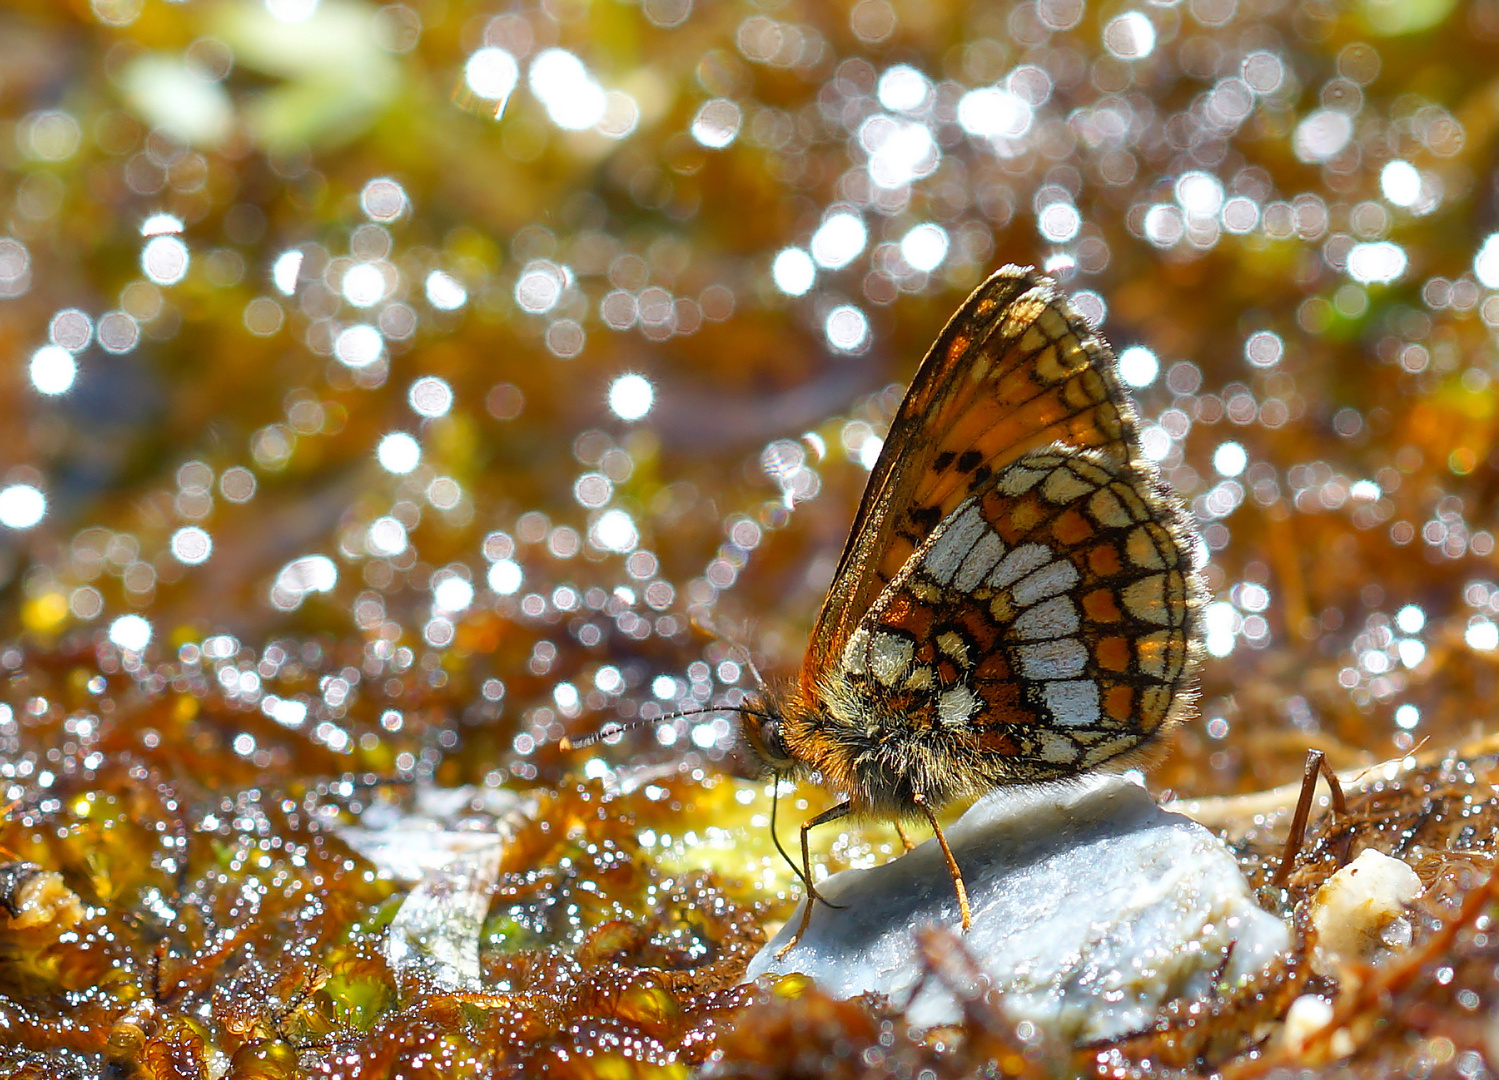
[804,266,1143,687]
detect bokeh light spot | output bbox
[691,99,742,148]
[877,64,931,112]
[592,509,639,552]
[1396,605,1425,633]
[956,87,1031,139]
[360,178,408,220]
[1038,202,1080,243]
[425,270,467,310]
[529,48,607,130]
[342,263,387,307]
[1474,234,1499,289]
[50,309,92,351]
[1380,161,1421,208]
[366,517,408,557]
[408,376,453,418]
[377,432,421,473]
[1293,109,1353,164]
[1213,442,1248,477]
[334,324,384,368]
[1244,330,1283,367]
[434,576,474,612]
[142,235,189,285]
[1103,12,1155,59]
[609,374,654,420]
[1117,346,1158,387]
[488,559,522,595]
[1346,242,1407,285]
[811,213,867,270]
[772,248,815,295]
[466,47,519,108]
[825,305,869,353]
[272,250,302,296]
[899,224,948,272]
[30,345,77,395]
[0,485,46,529]
[170,526,212,564]
[108,614,152,652]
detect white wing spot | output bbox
[923,502,986,585]
[842,627,870,675]
[1012,559,1080,606]
[937,630,968,662]
[1038,730,1082,763]
[1015,637,1088,679]
[1088,488,1132,528]
[937,685,978,727]
[869,631,914,685]
[1136,631,1172,678]
[1041,679,1102,726]
[999,464,1049,496]
[1126,525,1167,569]
[1041,466,1094,505]
[1011,595,1080,640]
[989,542,1051,588]
[1122,574,1170,623]
[1083,738,1133,768]
[953,528,1006,592]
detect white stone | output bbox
[1310,848,1422,976]
[747,774,1291,1042]
[1283,993,1348,1057]
[339,783,525,990]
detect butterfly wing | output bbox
[818,445,1202,806]
[805,266,1144,689]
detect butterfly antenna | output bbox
[558,719,656,752]
[728,639,769,695]
[558,702,781,751]
[561,701,814,896]
[687,610,770,695]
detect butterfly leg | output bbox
[775,800,852,959]
[914,792,970,932]
[895,821,916,852]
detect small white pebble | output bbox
[1283,994,1354,1057]
[1310,849,1422,975]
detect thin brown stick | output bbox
[1272,749,1347,887]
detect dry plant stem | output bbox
[914,927,1010,1035]
[1272,749,1348,887]
[914,792,971,933]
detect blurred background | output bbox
[5,0,1499,1072]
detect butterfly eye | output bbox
[746,715,793,769]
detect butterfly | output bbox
[741,264,1205,953]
